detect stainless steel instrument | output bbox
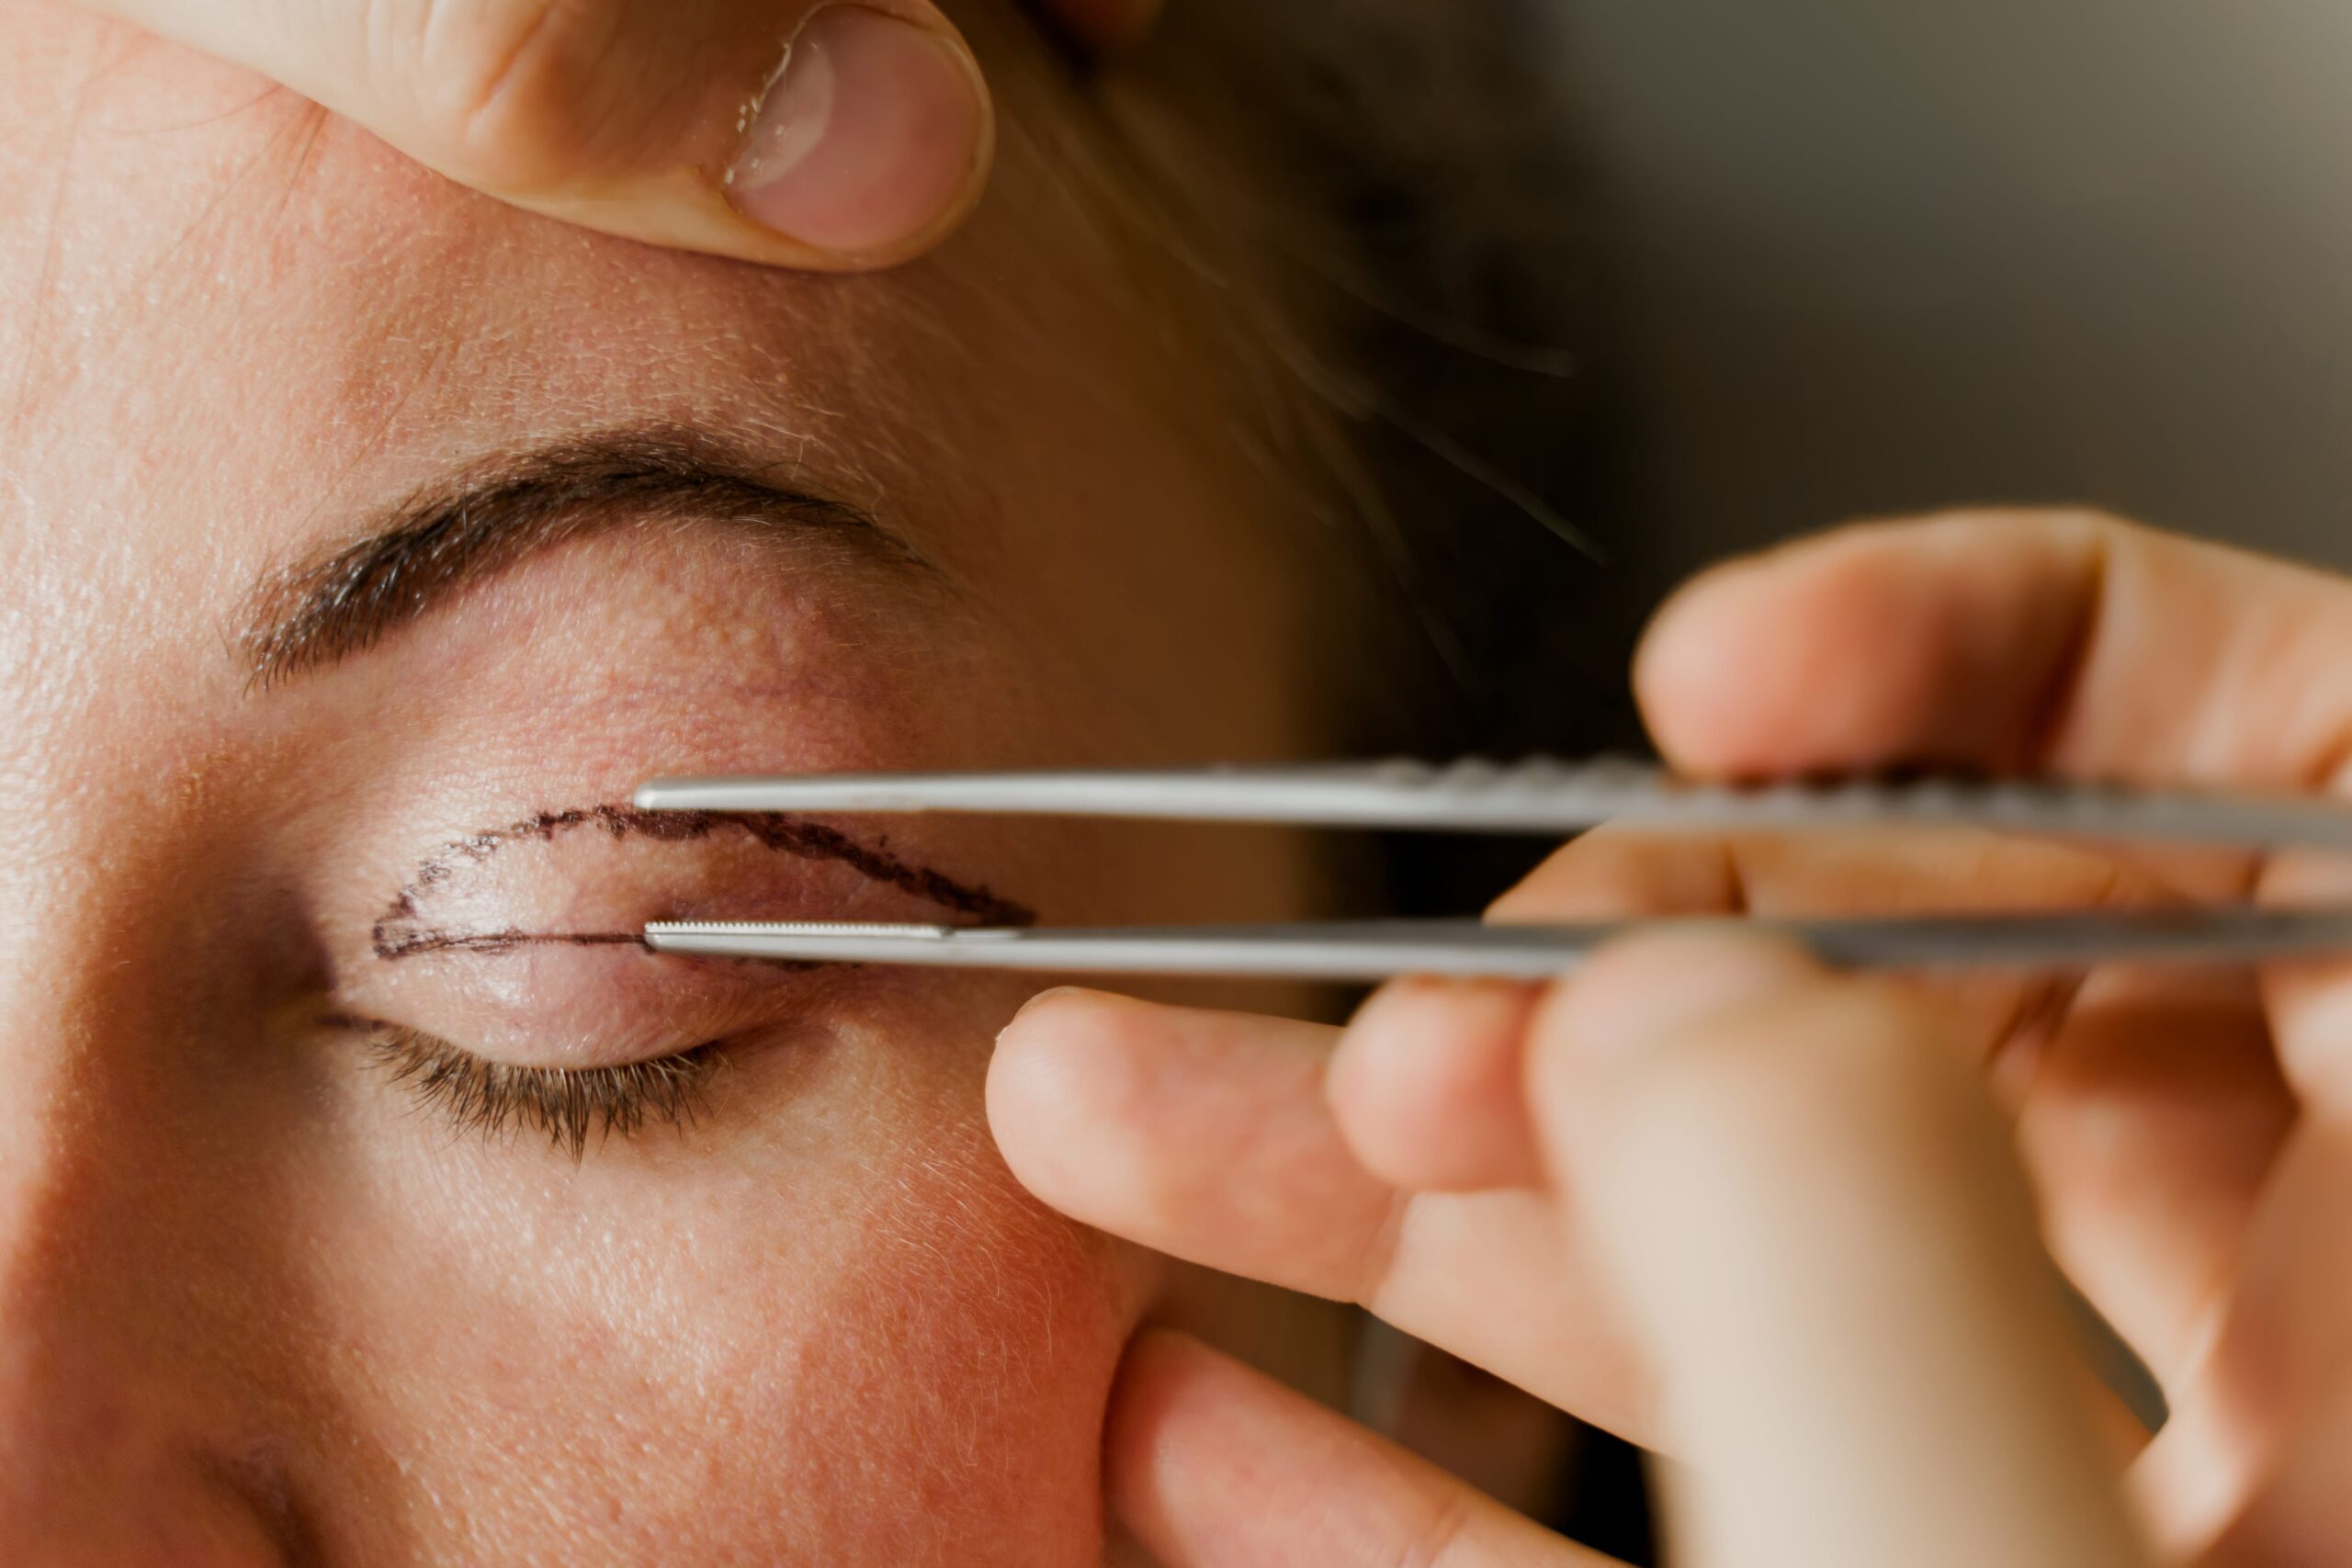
[636,760,2352,978]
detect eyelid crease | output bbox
[372,804,1035,963]
[374,930,650,960]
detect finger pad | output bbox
[990,996,1396,1285]
[1330,981,1541,1191]
[1637,515,2095,774]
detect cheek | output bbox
[770,1131,1143,1559]
[305,1038,1148,1567]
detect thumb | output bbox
[82,0,994,268]
[1106,1330,1606,1567]
[1529,932,2144,1568]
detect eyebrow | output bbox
[242,425,933,687]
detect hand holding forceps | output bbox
[631,758,2352,979]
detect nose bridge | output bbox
[0,784,169,1224]
[0,839,188,1421]
[0,728,251,1133]
[2,391,295,1561]
[0,791,296,1565]
[0,824,128,1258]
[0,490,257,1199]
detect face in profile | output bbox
[0,2,1332,1560]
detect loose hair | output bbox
[1098,2,1634,906]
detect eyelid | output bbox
[372,805,1033,965]
[361,1021,725,1158]
[353,931,854,1072]
[351,804,1025,1067]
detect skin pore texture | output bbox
[0,0,1348,1561]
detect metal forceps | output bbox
[634,759,2352,981]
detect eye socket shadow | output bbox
[373,805,1034,961]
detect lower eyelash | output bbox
[367,1024,726,1158]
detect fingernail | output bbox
[727,6,990,258]
[1559,931,1821,1063]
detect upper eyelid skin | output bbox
[372,803,1035,963]
[333,802,1043,1076]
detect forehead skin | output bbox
[0,3,1322,1563]
[0,0,1308,785]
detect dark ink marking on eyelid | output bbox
[372,805,1034,962]
[378,931,820,975]
[373,930,650,960]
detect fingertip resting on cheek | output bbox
[986,989,1179,1218]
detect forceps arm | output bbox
[636,760,2352,976]
[645,908,2352,980]
[636,758,2352,852]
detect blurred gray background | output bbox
[1386,14,2352,1550]
[1537,0,2352,574]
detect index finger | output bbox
[1637,511,2352,795]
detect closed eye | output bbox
[355,1020,727,1158]
[330,802,1038,1156]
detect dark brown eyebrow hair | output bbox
[242,424,934,688]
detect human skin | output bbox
[15,0,2352,1559]
[62,0,1162,269]
[995,513,2352,1563]
[0,0,1335,1561]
